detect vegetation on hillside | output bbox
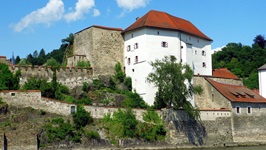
[212,35,266,89]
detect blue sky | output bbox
[0,0,265,59]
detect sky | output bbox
[0,0,265,59]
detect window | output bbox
[197,39,200,43]
[127,45,131,51]
[161,41,168,48]
[247,106,252,114]
[127,58,131,65]
[131,33,134,38]
[134,43,138,49]
[202,50,206,56]
[71,106,76,114]
[236,106,241,114]
[135,56,138,63]
[11,92,15,96]
[195,50,197,55]
[157,31,160,35]
[202,62,206,68]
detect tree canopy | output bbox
[0,63,21,90]
[147,56,202,119]
[212,37,266,89]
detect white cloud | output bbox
[212,46,225,54]
[64,0,95,22]
[93,9,100,17]
[116,0,151,11]
[12,0,64,32]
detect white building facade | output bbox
[123,10,212,105]
[258,64,266,98]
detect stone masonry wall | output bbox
[74,26,124,76]
[231,102,266,143]
[9,65,93,89]
[194,76,231,109]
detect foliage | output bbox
[92,79,105,90]
[123,77,132,91]
[114,62,125,83]
[147,56,201,119]
[43,118,80,143]
[62,33,74,45]
[253,34,266,49]
[18,58,30,66]
[212,40,266,89]
[77,93,92,105]
[122,91,147,108]
[0,63,21,90]
[72,105,93,129]
[84,130,100,140]
[102,108,138,139]
[15,56,21,64]
[45,57,60,69]
[77,61,91,69]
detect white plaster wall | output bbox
[124,28,212,105]
[259,70,266,98]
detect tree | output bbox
[15,56,21,64]
[62,33,74,45]
[45,57,60,69]
[147,56,202,119]
[0,63,21,90]
[253,35,266,49]
[72,105,93,129]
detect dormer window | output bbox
[127,45,131,51]
[161,41,168,48]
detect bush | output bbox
[72,106,93,129]
[123,77,132,91]
[77,61,91,69]
[137,109,166,141]
[102,108,137,139]
[77,93,92,105]
[122,91,147,108]
[43,118,80,143]
[114,62,125,83]
[84,130,100,140]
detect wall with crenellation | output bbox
[8,65,93,89]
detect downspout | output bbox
[180,32,182,63]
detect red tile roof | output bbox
[212,68,239,79]
[123,10,212,41]
[205,78,266,103]
[0,56,7,58]
[76,25,122,34]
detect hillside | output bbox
[212,42,266,89]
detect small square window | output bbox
[134,43,138,49]
[135,56,138,63]
[202,50,206,56]
[127,45,131,51]
[161,41,168,48]
[11,92,15,96]
[247,106,252,114]
[202,62,206,68]
[236,106,241,114]
[71,106,76,114]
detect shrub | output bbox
[82,82,89,92]
[122,91,147,108]
[43,118,80,143]
[102,108,137,139]
[123,77,132,91]
[72,106,93,129]
[84,130,100,140]
[137,109,166,141]
[77,93,92,105]
[77,61,91,69]
[114,62,125,83]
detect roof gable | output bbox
[212,68,239,79]
[123,10,212,41]
[205,78,266,103]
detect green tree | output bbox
[62,33,74,45]
[253,35,265,49]
[46,57,60,69]
[147,56,202,119]
[114,62,125,83]
[72,105,93,129]
[15,56,21,64]
[76,61,91,68]
[0,63,21,90]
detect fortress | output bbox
[2,10,266,147]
